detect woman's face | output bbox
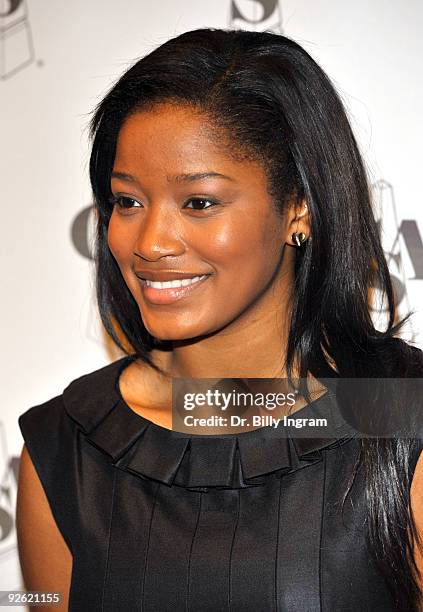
[108,102,296,341]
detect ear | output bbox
[285,199,310,247]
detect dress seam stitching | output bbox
[100,467,118,612]
[139,481,160,612]
[275,476,283,612]
[319,452,327,612]
[186,490,203,612]
[228,490,241,612]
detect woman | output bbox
[16,28,423,611]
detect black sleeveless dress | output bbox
[18,355,423,611]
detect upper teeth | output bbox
[144,275,207,289]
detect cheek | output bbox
[107,214,133,264]
[204,213,281,274]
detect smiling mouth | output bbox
[139,274,211,305]
[143,275,208,289]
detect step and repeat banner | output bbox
[1,0,422,601]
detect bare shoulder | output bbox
[16,444,72,612]
[410,449,423,609]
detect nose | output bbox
[133,202,185,261]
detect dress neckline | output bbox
[62,355,358,490]
[115,354,333,436]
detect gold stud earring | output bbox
[291,231,307,247]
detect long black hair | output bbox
[88,28,422,608]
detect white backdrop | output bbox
[1,0,422,602]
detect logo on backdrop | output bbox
[71,205,95,260]
[0,421,19,578]
[0,0,34,80]
[371,179,422,342]
[229,0,283,32]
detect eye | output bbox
[109,195,142,209]
[184,198,219,211]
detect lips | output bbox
[138,273,211,305]
[135,270,210,282]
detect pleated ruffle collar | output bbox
[62,355,357,491]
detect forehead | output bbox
[112,102,269,190]
[114,103,226,162]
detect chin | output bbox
[139,307,221,342]
[142,323,204,343]
[155,321,225,342]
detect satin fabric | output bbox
[18,356,422,611]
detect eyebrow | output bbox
[111,171,235,184]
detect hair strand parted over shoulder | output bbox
[88,28,423,609]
